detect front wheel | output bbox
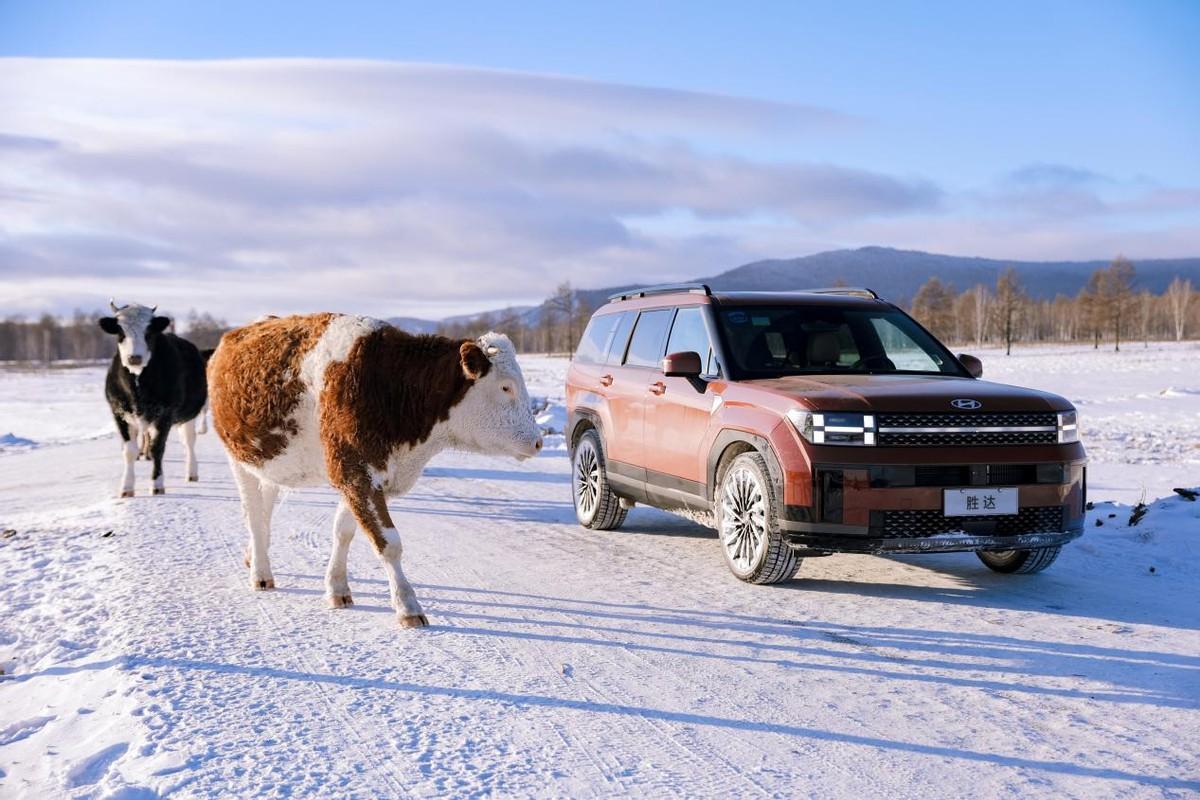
[572,430,627,530]
[977,546,1062,574]
[716,452,801,584]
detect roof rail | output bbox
[803,287,880,300]
[608,283,712,302]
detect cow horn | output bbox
[151,305,158,313]
[108,298,129,313]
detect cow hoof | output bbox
[399,614,429,629]
[119,490,134,498]
[153,488,166,495]
[187,475,199,482]
[328,594,354,609]
[254,579,276,590]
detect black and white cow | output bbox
[100,301,210,497]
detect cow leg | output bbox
[230,459,276,590]
[341,485,427,627]
[196,402,208,434]
[324,501,357,608]
[139,426,152,460]
[114,414,137,498]
[149,422,169,495]
[179,418,199,481]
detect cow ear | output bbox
[459,341,491,380]
[150,316,171,333]
[99,317,121,335]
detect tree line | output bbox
[0,310,229,363]
[2,262,1196,363]
[909,258,1196,353]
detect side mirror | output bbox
[662,350,703,378]
[958,353,983,379]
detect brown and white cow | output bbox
[208,313,542,628]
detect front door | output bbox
[645,306,717,498]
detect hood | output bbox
[745,374,1073,413]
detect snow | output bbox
[1,343,1198,798]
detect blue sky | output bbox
[1,1,1197,320]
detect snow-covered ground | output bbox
[1,343,1198,798]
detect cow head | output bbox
[453,332,543,460]
[98,300,171,375]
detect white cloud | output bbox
[0,59,1195,322]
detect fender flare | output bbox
[706,429,787,502]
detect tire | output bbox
[715,451,801,584]
[977,546,1062,574]
[572,429,627,530]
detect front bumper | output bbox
[779,524,1082,555]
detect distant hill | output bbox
[702,247,1200,304]
[392,247,1200,326]
[385,316,441,334]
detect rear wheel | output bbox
[977,546,1062,574]
[572,429,627,530]
[716,452,801,584]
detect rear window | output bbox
[624,309,673,368]
[575,313,623,365]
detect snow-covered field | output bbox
[1,343,1197,798]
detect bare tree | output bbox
[1167,277,1193,342]
[911,276,957,342]
[1102,255,1135,351]
[1079,270,1106,349]
[969,284,990,345]
[994,268,1024,355]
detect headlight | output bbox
[1057,411,1078,443]
[787,409,876,446]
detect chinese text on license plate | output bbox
[944,487,1018,516]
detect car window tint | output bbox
[604,311,637,365]
[624,309,674,368]
[575,313,622,365]
[665,307,712,364]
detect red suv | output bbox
[566,284,1085,584]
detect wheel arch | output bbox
[568,408,603,456]
[707,429,786,503]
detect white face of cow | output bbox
[452,332,543,460]
[99,302,170,375]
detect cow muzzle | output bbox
[515,435,543,461]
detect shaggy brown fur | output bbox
[209,313,336,465]
[319,329,492,550]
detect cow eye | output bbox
[502,384,513,394]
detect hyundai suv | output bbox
[565,284,1085,584]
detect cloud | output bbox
[0,59,1195,322]
[1007,163,1110,186]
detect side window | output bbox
[604,311,636,365]
[623,309,674,368]
[575,313,622,365]
[665,307,714,372]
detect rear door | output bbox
[603,308,673,475]
[645,306,718,495]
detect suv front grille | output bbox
[873,506,1064,539]
[875,412,1058,447]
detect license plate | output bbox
[944,487,1018,516]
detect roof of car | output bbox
[598,284,891,312]
[709,291,889,308]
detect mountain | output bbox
[702,247,1200,304]
[385,316,442,334]
[391,247,1200,327]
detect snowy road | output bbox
[2,349,1199,798]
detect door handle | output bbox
[600,374,614,387]
[649,381,666,395]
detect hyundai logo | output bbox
[951,398,982,410]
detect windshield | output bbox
[715,305,966,378]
